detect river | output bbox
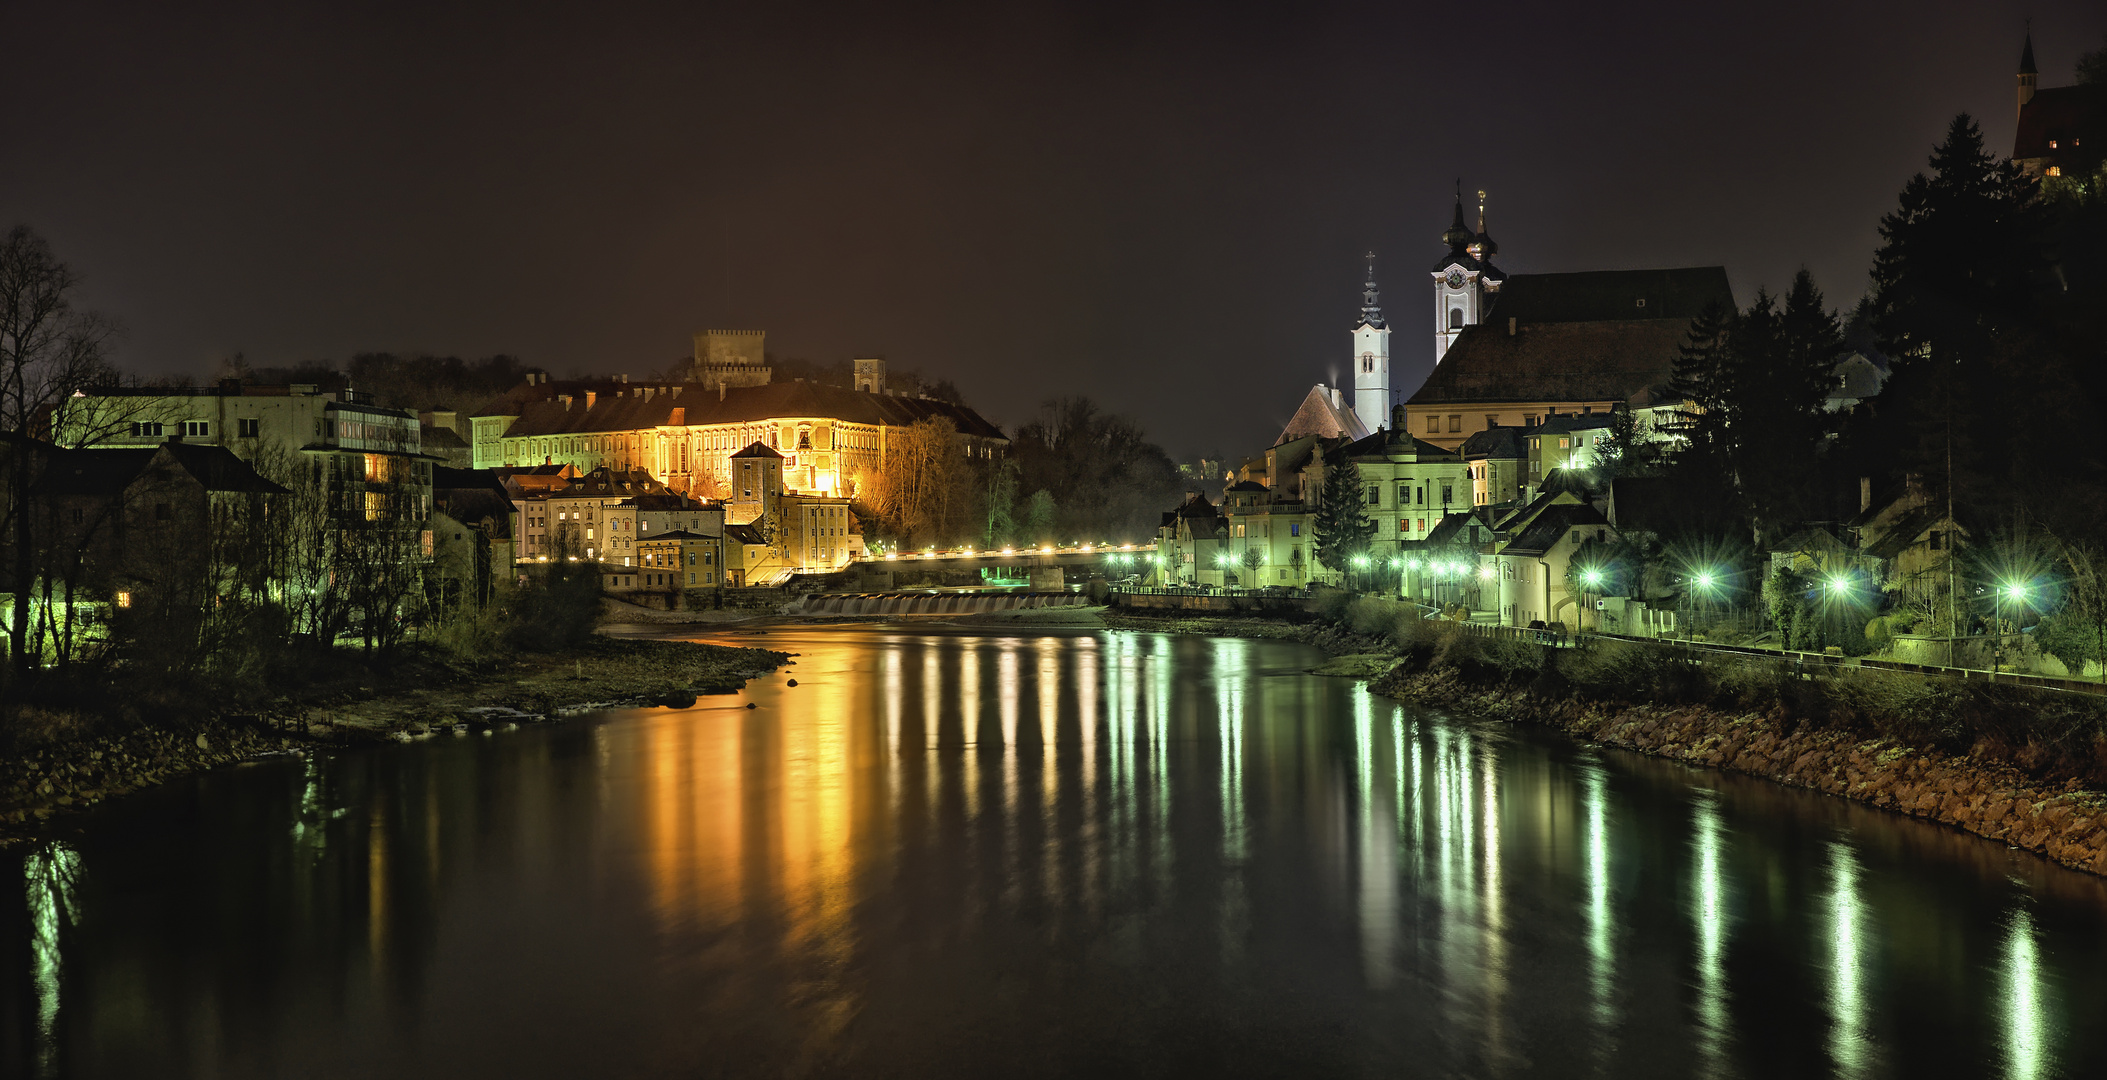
[6,626,2106,1078]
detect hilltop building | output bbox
[470,353,1005,501]
[1404,202,1734,451]
[2014,31,2104,180]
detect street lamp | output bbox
[1995,580,2031,679]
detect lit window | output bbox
[2049,139,2058,149]
[116,591,132,608]
[2047,166,2062,177]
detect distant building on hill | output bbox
[2014,31,2105,181]
[476,371,1005,501]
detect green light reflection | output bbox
[1690,790,1731,1074]
[1583,765,1617,1042]
[2003,907,2050,1080]
[26,842,81,1080]
[1826,839,1875,1080]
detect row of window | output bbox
[131,419,263,438]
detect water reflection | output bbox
[25,843,80,1079]
[10,628,2107,1079]
[1827,839,1876,1079]
[1691,789,1732,1076]
[2004,907,2048,1080]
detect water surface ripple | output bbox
[7,628,2105,1078]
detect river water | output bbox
[7,627,2107,1078]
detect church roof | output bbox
[497,380,1007,442]
[1276,384,1370,445]
[1407,266,1732,410]
[1488,267,1732,324]
[2014,84,2105,162]
[1408,318,1693,406]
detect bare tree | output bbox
[1,226,119,678]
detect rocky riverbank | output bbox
[0,635,788,843]
[1379,666,2107,876]
[1111,603,2107,877]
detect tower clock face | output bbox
[1445,267,1466,290]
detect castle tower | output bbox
[2018,30,2038,120]
[692,329,772,391]
[853,357,887,394]
[1352,253,1391,431]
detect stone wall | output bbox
[1383,668,2107,876]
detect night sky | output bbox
[5,1,2103,457]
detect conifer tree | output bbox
[1868,114,2049,364]
[1313,453,1375,585]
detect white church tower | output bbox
[1430,188,1505,364]
[1352,252,1391,431]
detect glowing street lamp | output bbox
[1995,579,2032,679]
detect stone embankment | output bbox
[1382,667,2107,876]
[1,636,789,842]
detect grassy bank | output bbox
[0,634,787,840]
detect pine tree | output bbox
[1664,300,1735,472]
[1312,453,1375,584]
[1868,114,2050,365]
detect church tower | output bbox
[1429,187,1505,364]
[2018,30,2038,120]
[1352,253,1391,431]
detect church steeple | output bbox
[1440,183,1474,252]
[2019,28,2038,120]
[1472,189,1498,261]
[1357,252,1384,329]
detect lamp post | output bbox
[1825,573,1854,653]
[1582,568,1604,633]
[1691,570,1717,642]
[1995,581,2030,680]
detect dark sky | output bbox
[6,1,2103,458]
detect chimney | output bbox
[1859,476,1872,514]
[618,373,629,384]
[584,391,596,409]
[558,395,572,410]
[718,383,727,402]
[1508,317,1517,336]
[670,407,685,426]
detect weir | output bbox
[794,591,1091,616]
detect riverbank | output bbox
[0,634,788,842]
[1380,666,2107,875]
[1109,599,2107,877]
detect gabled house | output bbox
[1493,492,1618,628]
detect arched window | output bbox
[1449,308,1465,330]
